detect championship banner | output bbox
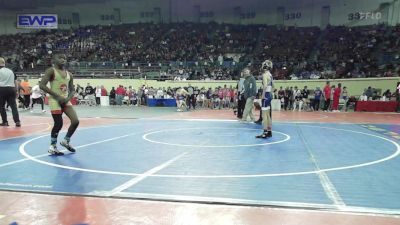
[17,14,58,29]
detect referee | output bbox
[0,57,21,127]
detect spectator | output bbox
[20,78,31,109]
[292,86,303,111]
[332,83,342,112]
[302,86,310,110]
[115,85,125,106]
[85,83,95,106]
[342,86,349,111]
[382,89,391,101]
[323,81,331,111]
[396,82,400,112]
[109,87,116,105]
[101,85,107,96]
[95,85,101,105]
[365,86,373,100]
[30,81,45,113]
[313,87,322,111]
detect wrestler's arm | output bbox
[66,74,76,102]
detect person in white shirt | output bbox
[30,81,45,113]
[397,83,400,97]
[292,86,303,111]
[95,85,102,106]
[0,57,21,127]
[156,88,164,98]
[176,87,188,112]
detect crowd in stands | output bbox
[9,77,398,113]
[1,22,399,80]
[74,81,398,113]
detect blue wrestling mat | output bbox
[0,120,399,215]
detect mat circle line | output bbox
[18,124,400,178]
[142,127,290,148]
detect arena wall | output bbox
[27,77,400,97]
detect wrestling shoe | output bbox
[48,145,64,156]
[60,140,76,153]
[255,131,272,139]
[0,122,9,126]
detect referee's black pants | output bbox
[237,94,245,118]
[0,87,20,124]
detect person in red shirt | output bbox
[332,83,342,112]
[323,81,331,111]
[115,85,125,105]
[101,85,107,96]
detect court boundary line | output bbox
[113,191,400,216]
[112,191,338,210]
[2,119,400,217]
[295,124,345,207]
[1,188,399,217]
[18,123,400,178]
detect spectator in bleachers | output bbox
[1,23,399,81]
